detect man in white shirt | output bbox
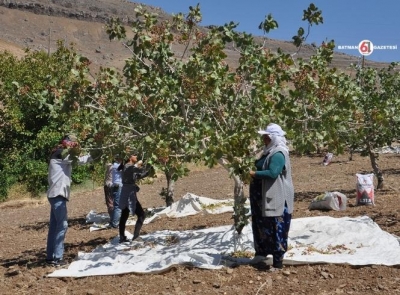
[46,134,92,266]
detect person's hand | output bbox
[250,170,256,177]
[62,140,79,149]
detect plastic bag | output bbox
[309,191,347,211]
[322,152,333,166]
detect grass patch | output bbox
[0,183,46,208]
[1,179,102,208]
[229,250,254,258]
[200,201,234,211]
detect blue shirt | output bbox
[112,162,122,186]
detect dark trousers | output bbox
[103,185,114,219]
[119,199,145,240]
[249,180,292,268]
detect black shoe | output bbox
[132,235,143,242]
[46,259,67,266]
[45,259,54,265]
[119,236,129,243]
[249,255,267,265]
[54,259,67,266]
[106,223,118,229]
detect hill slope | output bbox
[0,0,389,71]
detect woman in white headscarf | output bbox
[248,123,294,271]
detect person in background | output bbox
[110,154,123,228]
[46,134,92,266]
[248,123,294,271]
[103,160,113,223]
[118,152,151,243]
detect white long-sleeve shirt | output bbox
[47,153,92,200]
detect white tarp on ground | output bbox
[374,145,400,154]
[88,193,243,231]
[49,195,400,277]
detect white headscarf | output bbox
[257,123,289,155]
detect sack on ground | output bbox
[308,191,347,211]
[356,173,375,206]
[322,152,333,166]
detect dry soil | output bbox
[1,152,400,295]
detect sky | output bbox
[132,0,400,64]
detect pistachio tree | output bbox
[183,22,295,233]
[0,44,93,198]
[101,6,205,206]
[98,4,319,233]
[281,41,358,154]
[67,4,275,231]
[346,63,400,189]
[274,3,355,155]
[282,4,400,189]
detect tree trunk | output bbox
[348,148,354,161]
[367,145,384,189]
[164,171,175,207]
[218,159,249,234]
[231,174,247,235]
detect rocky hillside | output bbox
[0,0,388,71]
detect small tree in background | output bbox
[345,63,400,189]
[0,44,94,199]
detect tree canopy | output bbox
[1,4,400,234]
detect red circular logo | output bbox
[358,40,374,56]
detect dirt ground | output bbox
[1,152,400,295]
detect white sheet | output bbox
[49,214,400,277]
[88,193,242,231]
